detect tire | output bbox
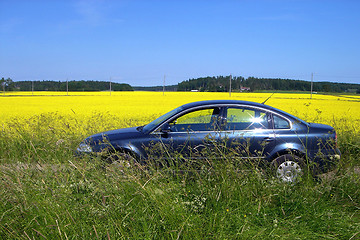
[105,152,135,163]
[271,154,305,183]
[105,152,135,172]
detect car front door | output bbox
[149,106,222,160]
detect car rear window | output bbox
[273,115,290,129]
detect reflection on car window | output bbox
[273,115,290,129]
[142,106,184,133]
[170,108,220,132]
[225,107,269,130]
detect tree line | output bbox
[177,76,360,93]
[0,79,133,91]
[133,85,178,91]
[1,77,359,93]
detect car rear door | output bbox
[219,106,276,160]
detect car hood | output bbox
[86,127,144,143]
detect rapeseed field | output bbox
[1,91,359,126]
[0,91,359,239]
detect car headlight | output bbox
[77,143,92,153]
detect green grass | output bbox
[0,113,359,239]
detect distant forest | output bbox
[1,79,133,91]
[177,76,360,93]
[1,77,359,93]
[133,85,178,91]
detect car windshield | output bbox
[142,106,185,133]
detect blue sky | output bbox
[1,0,359,86]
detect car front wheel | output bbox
[104,152,136,172]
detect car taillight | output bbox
[335,132,338,148]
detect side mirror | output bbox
[160,123,171,133]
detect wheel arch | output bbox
[268,147,307,163]
[111,145,142,160]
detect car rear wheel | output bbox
[272,154,304,183]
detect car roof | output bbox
[181,100,270,109]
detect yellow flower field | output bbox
[0,91,359,240]
[1,91,359,131]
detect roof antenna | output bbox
[262,92,276,104]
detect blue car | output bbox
[77,100,340,182]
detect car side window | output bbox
[273,115,290,129]
[224,107,269,130]
[169,107,220,132]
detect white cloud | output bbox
[75,0,104,26]
[73,0,123,27]
[248,14,302,22]
[0,17,22,33]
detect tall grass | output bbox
[0,112,359,239]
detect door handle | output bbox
[263,137,275,142]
